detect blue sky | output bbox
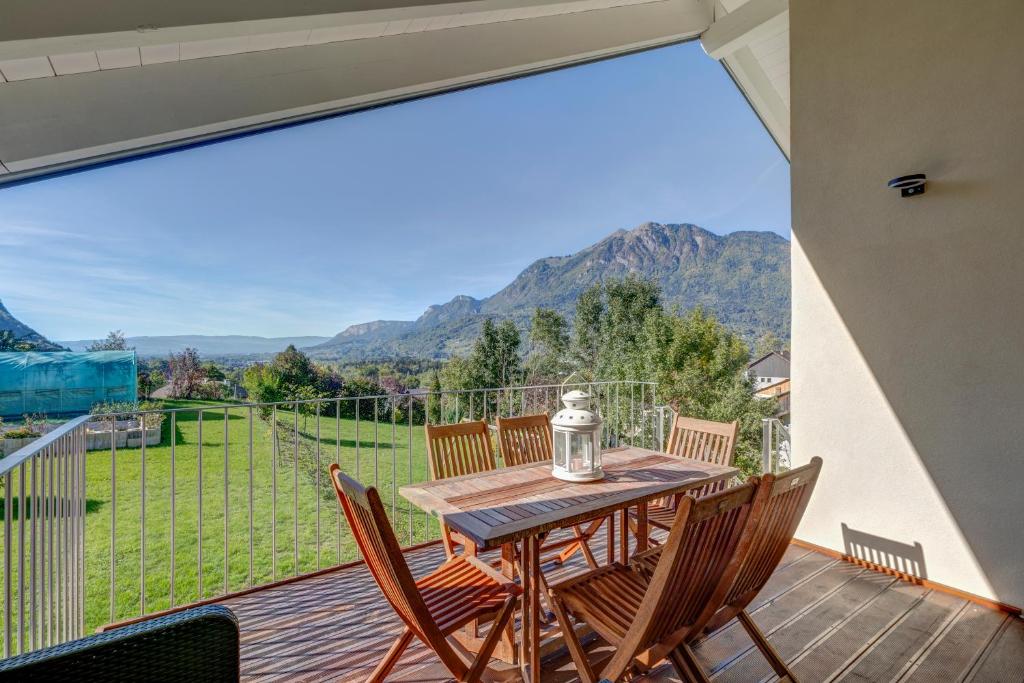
[0,41,789,340]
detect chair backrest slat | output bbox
[329,466,455,657]
[497,414,553,466]
[426,420,497,480]
[621,481,757,655]
[721,458,823,611]
[664,415,739,499]
[666,415,738,465]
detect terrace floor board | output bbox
[209,532,1024,682]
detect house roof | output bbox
[748,349,790,371]
[0,0,790,184]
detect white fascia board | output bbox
[701,0,787,60]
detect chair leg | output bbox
[368,627,414,683]
[549,596,597,683]
[464,598,518,683]
[737,610,796,681]
[670,644,711,683]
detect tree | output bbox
[202,363,226,382]
[427,370,443,424]
[570,276,661,380]
[643,306,776,477]
[87,330,130,351]
[167,348,205,399]
[754,331,786,358]
[469,319,523,389]
[0,330,34,352]
[527,307,569,382]
[137,367,166,400]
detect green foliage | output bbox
[86,330,130,351]
[202,363,226,382]
[754,330,787,358]
[643,306,776,477]
[571,276,662,381]
[4,426,40,439]
[91,400,166,428]
[0,330,35,352]
[527,307,570,383]
[468,319,523,389]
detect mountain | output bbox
[0,299,66,351]
[307,222,789,361]
[60,335,332,358]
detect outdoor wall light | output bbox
[888,173,927,197]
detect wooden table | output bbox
[401,446,738,682]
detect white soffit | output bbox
[0,0,714,183]
[701,0,789,157]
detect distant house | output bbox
[747,351,790,388]
[755,378,791,420]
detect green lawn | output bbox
[2,399,440,636]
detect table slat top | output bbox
[400,446,738,548]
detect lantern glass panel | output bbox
[568,433,593,472]
[554,432,568,468]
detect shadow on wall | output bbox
[842,523,927,580]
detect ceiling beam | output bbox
[700,0,786,60]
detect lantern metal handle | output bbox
[560,371,583,395]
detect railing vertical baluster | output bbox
[4,469,11,657]
[391,399,397,524]
[355,398,361,481]
[248,406,254,589]
[140,411,146,616]
[407,395,413,545]
[79,428,86,637]
[62,437,69,643]
[109,419,115,624]
[18,463,25,653]
[223,408,229,595]
[373,399,379,488]
[336,399,341,563]
[271,405,277,581]
[469,392,474,421]
[40,447,48,647]
[30,452,37,651]
[293,404,298,576]
[169,412,176,607]
[315,402,321,571]
[197,410,203,600]
[47,445,54,646]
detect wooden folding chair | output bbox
[330,465,520,682]
[632,457,824,681]
[548,481,758,683]
[425,420,499,559]
[632,415,739,543]
[497,414,608,569]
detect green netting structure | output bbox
[0,351,137,418]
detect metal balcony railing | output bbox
[0,380,657,657]
[761,417,791,474]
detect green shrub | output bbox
[4,427,41,439]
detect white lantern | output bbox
[551,387,603,482]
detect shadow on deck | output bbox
[213,536,1023,682]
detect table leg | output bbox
[619,508,629,564]
[635,502,649,554]
[519,534,541,683]
[606,513,615,565]
[500,543,516,663]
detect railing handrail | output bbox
[92,380,658,417]
[0,414,91,477]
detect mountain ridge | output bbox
[0,299,66,351]
[307,222,790,361]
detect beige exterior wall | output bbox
[790,0,1024,607]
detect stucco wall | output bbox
[790,0,1024,606]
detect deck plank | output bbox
[834,590,966,682]
[966,616,1024,683]
[208,539,1017,682]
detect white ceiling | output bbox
[0,0,790,182]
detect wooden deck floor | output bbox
[215,536,1024,682]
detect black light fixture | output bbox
[888,173,927,197]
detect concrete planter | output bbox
[1,436,41,456]
[85,425,161,451]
